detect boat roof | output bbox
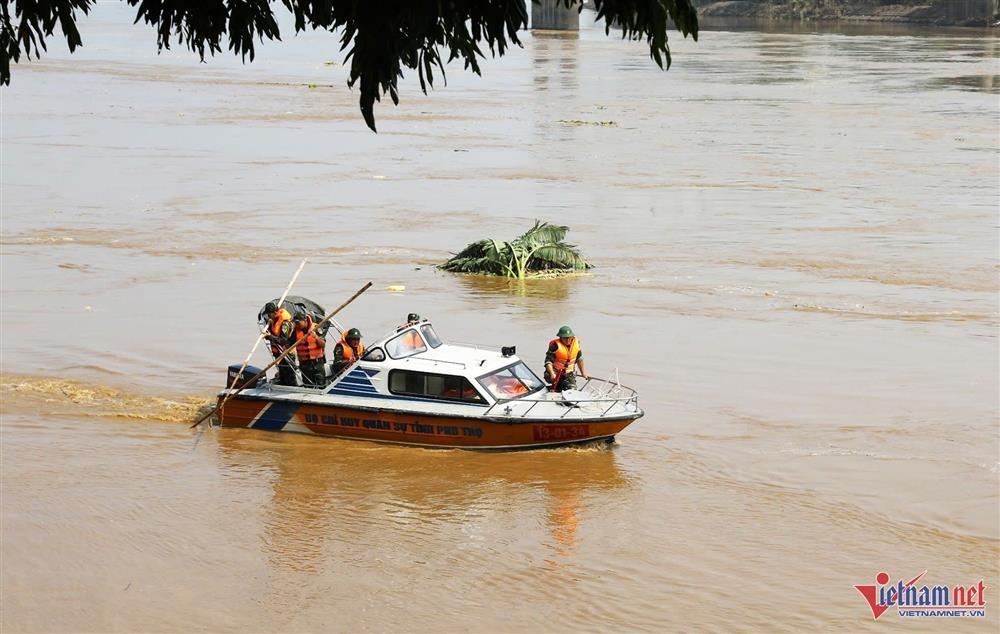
[388,343,513,375]
[365,322,524,378]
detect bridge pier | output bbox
[938,0,996,25]
[531,0,580,30]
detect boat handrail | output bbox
[446,340,507,352]
[482,376,639,418]
[413,357,467,369]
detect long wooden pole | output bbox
[232,258,308,393]
[191,281,373,429]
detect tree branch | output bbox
[1,0,698,131]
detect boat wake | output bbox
[1,374,213,424]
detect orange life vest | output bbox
[295,316,325,362]
[269,308,292,336]
[403,329,422,349]
[500,378,528,395]
[268,308,292,353]
[338,333,365,363]
[397,321,423,345]
[549,337,581,374]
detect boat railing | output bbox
[415,357,467,369]
[446,340,506,353]
[483,375,640,419]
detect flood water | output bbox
[2,6,998,632]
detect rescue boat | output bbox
[215,320,643,449]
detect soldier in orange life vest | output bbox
[293,313,327,387]
[544,325,589,392]
[398,312,423,350]
[331,328,364,377]
[264,301,297,386]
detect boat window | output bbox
[388,370,484,403]
[389,369,424,395]
[362,347,386,362]
[419,324,442,348]
[478,362,545,400]
[510,363,545,391]
[385,329,428,359]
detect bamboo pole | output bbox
[190,281,373,429]
[230,258,308,397]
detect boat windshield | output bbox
[478,362,545,400]
[420,324,442,348]
[385,328,428,359]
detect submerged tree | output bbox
[0,1,699,131]
[439,221,592,279]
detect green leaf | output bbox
[440,221,591,278]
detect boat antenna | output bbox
[190,281,373,428]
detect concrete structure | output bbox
[532,0,581,30]
[944,0,997,23]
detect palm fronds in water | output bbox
[439,221,593,279]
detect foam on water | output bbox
[1,374,212,424]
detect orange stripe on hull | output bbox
[216,396,637,448]
[215,397,266,428]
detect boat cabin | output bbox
[324,320,547,406]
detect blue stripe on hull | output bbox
[339,376,371,383]
[330,381,378,391]
[327,389,380,397]
[337,379,377,389]
[330,370,378,393]
[252,401,300,431]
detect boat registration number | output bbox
[533,424,590,442]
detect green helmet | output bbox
[346,328,362,340]
[557,325,574,338]
[407,313,421,323]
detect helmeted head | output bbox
[407,313,421,324]
[557,325,574,341]
[346,328,362,342]
[264,301,279,316]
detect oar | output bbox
[233,258,308,394]
[190,281,373,428]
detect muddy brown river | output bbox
[2,5,998,632]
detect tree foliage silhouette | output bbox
[1,1,698,131]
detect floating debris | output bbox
[58,263,93,272]
[558,119,618,127]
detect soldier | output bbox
[293,313,327,387]
[399,312,423,349]
[263,301,297,386]
[544,325,589,392]
[332,328,364,377]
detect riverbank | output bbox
[695,0,997,27]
